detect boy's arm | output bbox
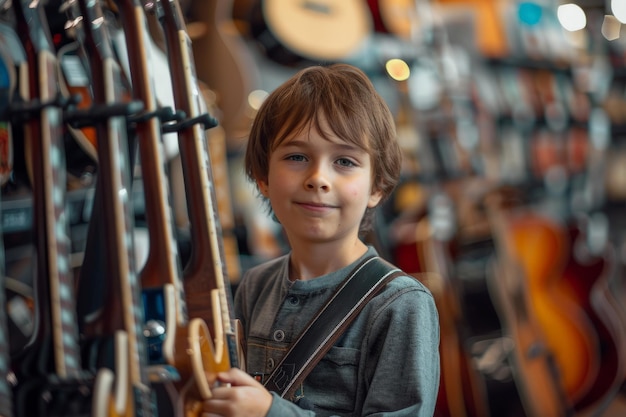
[361,286,440,416]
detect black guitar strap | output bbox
[263,255,403,400]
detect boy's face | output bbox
[257,117,382,248]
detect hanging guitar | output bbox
[110,3,231,416]
[156,0,244,404]
[109,0,186,367]
[9,0,94,415]
[70,0,155,416]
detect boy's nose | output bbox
[305,166,331,191]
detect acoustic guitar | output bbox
[157,0,244,407]
[248,0,373,66]
[505,208,601,405]
[484,191,572,417]
[560,219,626,414]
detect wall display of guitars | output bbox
[373,1,626,417]
[0,0,244,415]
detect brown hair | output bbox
[244,63,402,232]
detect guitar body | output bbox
[559,222,626,412]
[484,198,572,417]
[506,212,601,404]
[248,0,372,66]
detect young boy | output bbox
[203,64,440,417]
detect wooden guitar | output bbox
[560,218,626,414]
[72,0,154,415]
[157,0,244,404]
[110,0,187,367]
[248,0,373,66]
[484,191,572,417]
[111,3,236,416]
[505,208,601,405]
[10,0,93,415]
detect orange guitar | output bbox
[505,208,601,405]
[484,192,572,417]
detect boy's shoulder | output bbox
[239,254,290,290]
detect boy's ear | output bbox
[367,189,383,208]
[257,179,269,197]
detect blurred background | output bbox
[2,0,626,416]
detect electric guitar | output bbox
[72,0,154,415]
[10,0,93,415]
[157,0,244,403]
[111,5,233,416]
[110,0,186,368]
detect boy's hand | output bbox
[202,368,273,417]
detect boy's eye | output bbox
[286,154,306,162]
[336,158,357,167]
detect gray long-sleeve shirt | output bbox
[234,246,440,417]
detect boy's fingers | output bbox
[216,368,261,387]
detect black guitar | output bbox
[71,0,154,416]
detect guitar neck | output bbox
[13,0,82,380]
[157,0,236,340]
[75,0,152,413]
[113,0,186,321]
